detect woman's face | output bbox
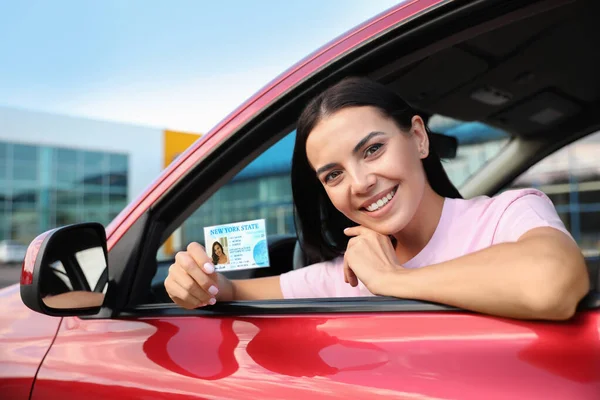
[214,244,223,257]
[306,106,429,235]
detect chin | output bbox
[358,219,407,236]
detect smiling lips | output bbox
[363,187,397,212]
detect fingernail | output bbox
[208,298,216,305]
[203,262,215,274]
[208,285,219,296]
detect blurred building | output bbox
[0,106,200,245]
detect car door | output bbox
[28,135,600,400]
[28,0,600,399]
[27,304,600,399]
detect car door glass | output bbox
[157,131,296,262]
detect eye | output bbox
[324,170,342,183]
[364,143,383,157]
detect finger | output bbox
[347,267,358,287]
[165,274,205,309]
[170,264,212,304]
[343,257,349,284]
[187,242,216,275]
[343,256,359,287]
[344,226,370,237]
[175,251,219,296]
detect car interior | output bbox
[144,0,599,306]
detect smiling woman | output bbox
[164,77,590,321]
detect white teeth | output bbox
[365,189,396,212]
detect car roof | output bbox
[378,1,598,142]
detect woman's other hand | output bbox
[343,226,402,295]
[164,242,229,309]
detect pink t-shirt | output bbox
[279,188,572,299]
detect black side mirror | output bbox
[20,223,108,317]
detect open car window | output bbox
[149,115,511,304]
[150,131,298,301]
[156,131,297,262]
[156,116,509,260]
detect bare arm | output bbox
[379,228,589,320]
[216,274,283,301]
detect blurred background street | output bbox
[0,265,20,288]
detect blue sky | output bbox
[0,0,401,133]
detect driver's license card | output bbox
[203,219,270,272]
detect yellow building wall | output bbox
[163,130,201,256]
[163,130,201,168]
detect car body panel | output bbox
[31,311,600,399]
[0,285,61,399]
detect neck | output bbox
[393,185,445,264]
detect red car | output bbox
[2,0,600,399]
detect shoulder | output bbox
[489,188,571,243]
[491,188,553,207]
[452,188,551,214]
[442,188,570,245]
[489,188,560,223]
[445,188,557,227]
[421,189,570,263]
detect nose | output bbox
[349,168,376,195]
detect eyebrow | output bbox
[352,131,385,154]
[315,131,386,176]
[316,162,338,176]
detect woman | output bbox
[165,77,589,319]
[211,241,229,265]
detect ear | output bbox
[410,115,430,159]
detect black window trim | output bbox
[123,297,461,317]
[120,291,600,318]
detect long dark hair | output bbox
[211,241,224,265]
[292,76,462,264]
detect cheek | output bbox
[389,150,423,180]
[324,186,352,213]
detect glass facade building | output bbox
[0,141,128,244]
